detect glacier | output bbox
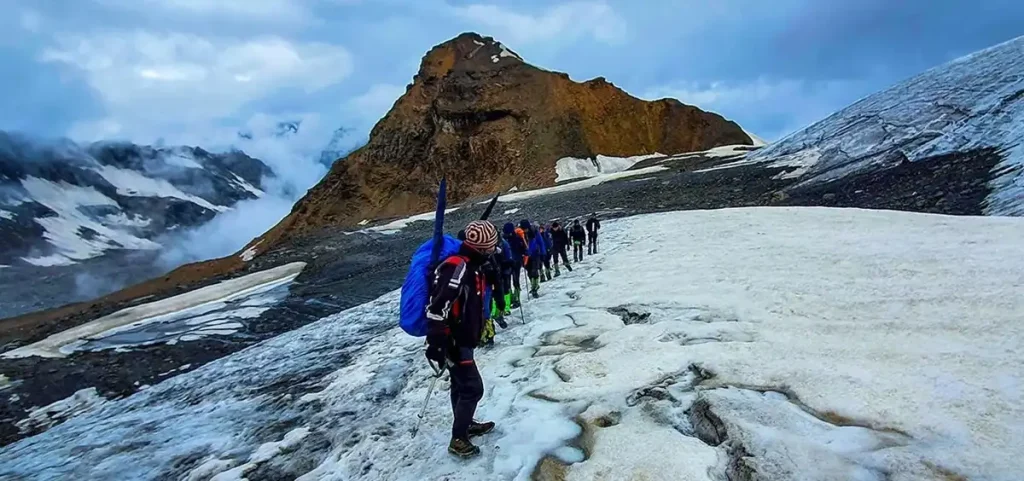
[749,35,1024,216]
[2,207,1022,481]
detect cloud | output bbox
[347,83,406,127]
[642,78,875,141]
[156,110,334,267]
[41,30,353,142]
[19,9,42,33]
[95,0,318,26]
[450,2,627,46]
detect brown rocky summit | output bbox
[260,32,752,247]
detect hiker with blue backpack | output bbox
[502,222,527,308]
[424,220,501,457]
[539,224,554,282]
[520,219,547,299]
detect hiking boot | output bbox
[510,300,521,309]
[468,421,495,437]
[448,437,480,458]
[545,270,553,281]
[554,268,561,277]
[530,289,539,299]
[566,264,572,272]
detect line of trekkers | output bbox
[432,214,601,457]
[477,216,602,347]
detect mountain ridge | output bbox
[253,32,753,249]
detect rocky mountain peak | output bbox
[416,32,525,80]
[257,33,753,246]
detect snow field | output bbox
[19,177,161,266]
[1,262,306,359]
[554,153,665,182]
[494,166,668,203]
[92,165,227,212]
[3,207,1022,481]
[357,208,462,235]
[749,35,1024,216]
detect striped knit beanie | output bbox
[463,220,498,252]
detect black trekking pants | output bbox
[588,233,598,254]
[553,246,571,267]
[449,351,484,440]
[501,267,512,296]
[573,241,584,262]
[542,252,551,271]
[525,256,541,279]
[509,261,522,293]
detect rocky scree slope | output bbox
[258,32,752,248]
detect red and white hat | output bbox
[464,220,498,252]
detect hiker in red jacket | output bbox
[425,220,500,457]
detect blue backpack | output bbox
[399,235,463,336]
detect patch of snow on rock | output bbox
[230,173,264,198]
[14,387,107,434]
[361,208,461,235]
[19,176,160,263]
[496,166,668,202]
[92,165,227,212]
[555,153,664,182]
[240,240,262,262]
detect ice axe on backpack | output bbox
[480,193,499,221]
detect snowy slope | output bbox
[750,36,1024,215]
[0,132,272,266]
[2,207,1021,481]
[554,153,664,182]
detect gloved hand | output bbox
[495,315,508,329]
[425,321,449,366]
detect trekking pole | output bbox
[411,360,446,438]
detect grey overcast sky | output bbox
[2,0,1022,150]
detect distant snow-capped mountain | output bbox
[0,131,273,267]
[748,35,1024,216]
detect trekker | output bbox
[586,215,601,254]
[502,222,527,308]
[496,236,515,316]
[550,221,572,276]
[539,224,554,282]
[570,220,586,262]
[426,220,501,457]
[478,243,508,347]
[520,219,546,298]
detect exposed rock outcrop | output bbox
[261,32,751,245]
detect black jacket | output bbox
[586,217,600,233]
[570,225,587,242]
[551,227,570,249]
[426,245,502,349]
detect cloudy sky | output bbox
[2,0,1022,151]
